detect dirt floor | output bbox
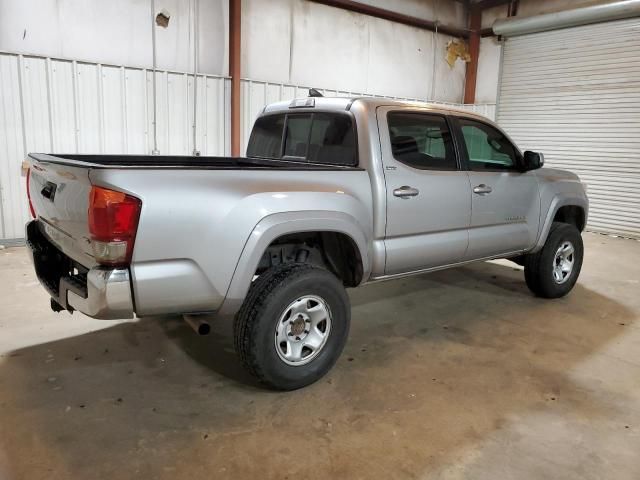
[1,232,639,480]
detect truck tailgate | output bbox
[28,155,96,267]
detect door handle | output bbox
[473,184,492,195]
[393,186,420,198]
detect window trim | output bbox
[452,116,523,173]
[386,111,461,172]
[247,111,359,167]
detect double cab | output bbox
[26,95,588,390]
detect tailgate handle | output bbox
[41,182,57,201]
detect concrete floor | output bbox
[0,232,639,480]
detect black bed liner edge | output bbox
[28,153,364,171]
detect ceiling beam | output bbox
[309,0,470,38]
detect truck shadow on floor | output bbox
[0,260,636,480]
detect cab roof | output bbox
[262,95,491,122]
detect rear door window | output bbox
[387,112,457,170]
[247,112,357,166]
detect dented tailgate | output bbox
[27,154,97,268]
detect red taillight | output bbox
[88,186,141,266]
[26,168,36,218]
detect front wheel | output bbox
[524,222,584,298]
[234,263,350,390]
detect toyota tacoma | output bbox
[25,95,588,390]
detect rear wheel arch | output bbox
[256,230,364,287]
[218,212,370,317]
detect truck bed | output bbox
[29,153,362,170]
[26,151,373,317]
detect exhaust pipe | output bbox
[183,314,211,335]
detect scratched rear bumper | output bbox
[26,220,134,320]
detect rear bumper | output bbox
[26,220,134,319]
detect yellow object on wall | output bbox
[445,40,470,68]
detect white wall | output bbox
[475,4,508,104]
[475,37,502,104]
[1,0,470,100]
[242,0,468,103]
[0,0,228,75]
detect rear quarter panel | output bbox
[90,168,373,316]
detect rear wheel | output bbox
[234,263,350,390]
[524,222,584,298]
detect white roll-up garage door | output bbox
[496,17,640,238]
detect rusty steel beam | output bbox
[309,0,470,38]
[463,6,482,103]
[229,0,241,157]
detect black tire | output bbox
[524,222,584,298]
[234,263,350,390]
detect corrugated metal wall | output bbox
[497,18,640,238]
[0,51,230,241]
[0,51,495,242]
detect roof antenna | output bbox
[308,88,323,98]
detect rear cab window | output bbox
[246,115,285,159]
[247,112,357,166]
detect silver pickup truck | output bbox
[25,95,588,390]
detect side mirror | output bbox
[522,150,544,171]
